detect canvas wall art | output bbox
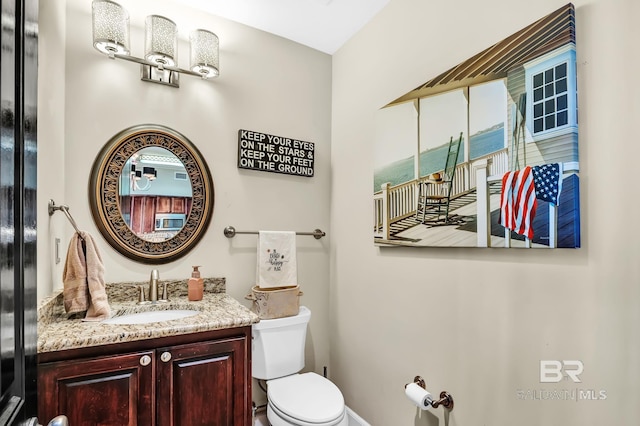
[373,3,580,248]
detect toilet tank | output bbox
[252,306,311,380]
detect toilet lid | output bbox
[268,373,345,424]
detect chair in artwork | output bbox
[415,132,463,224]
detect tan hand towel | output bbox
[63,233,89,314]
[62,231,111,321]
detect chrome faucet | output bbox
[149,269,160,302]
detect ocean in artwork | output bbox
[373,124,504,192]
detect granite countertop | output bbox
[37,278,259,354]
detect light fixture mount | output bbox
[92,0,219,87]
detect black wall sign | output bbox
[237,129,314,177]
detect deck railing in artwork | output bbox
[374,149,578,248]
[373,149,508,241]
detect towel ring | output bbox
[48,200,84,240]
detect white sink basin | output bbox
[103,309,200,325]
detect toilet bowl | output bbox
[252,307,348,426]
[266,373,348,426]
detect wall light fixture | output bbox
[129,164,156,191]
[92,0,219,87]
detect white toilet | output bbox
[252,306,348,426]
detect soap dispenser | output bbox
[188,266,204,301]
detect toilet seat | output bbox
[267,372,346,426]
[268,402,346,426]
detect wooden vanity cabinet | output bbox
[156,336,247,425]
[38,326,251,426]
[38,350,155,425]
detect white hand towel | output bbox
[256,231,297,288]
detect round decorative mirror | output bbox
[89,124,214,263]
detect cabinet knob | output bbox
[140,355,151,366]
[161,352,172,363]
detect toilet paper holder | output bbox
[405,376,454,411]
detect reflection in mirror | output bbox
[119,147,193,242]
[89,124,214,264]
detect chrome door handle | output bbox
[47,415,69,426]
[140,355,152,366]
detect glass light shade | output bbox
[145,15,177,67]
[92,0,130,55]
[190,29,219,78]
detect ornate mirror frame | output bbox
[89,124,214,263]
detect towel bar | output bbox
[48,199,84,240]
[223,226,325,240]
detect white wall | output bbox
[331,0,640,424]
[37,0,66,310]
[37,0,332,378]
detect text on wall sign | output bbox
[237,129,314,177]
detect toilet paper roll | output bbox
[405,383,433,410]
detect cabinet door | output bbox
[38,351,154,425]
[171,197,186,213]
[156,337,248,426]
[156,196,171,213]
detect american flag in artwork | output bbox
[500,166,537,239]
[532,163,563,205]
